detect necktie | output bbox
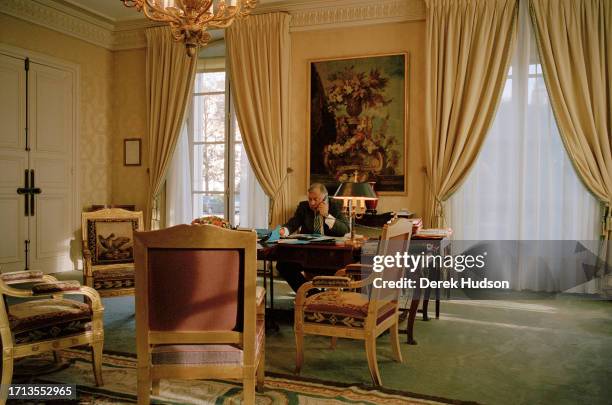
[314,214,324,235]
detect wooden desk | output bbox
[257,243,360,312]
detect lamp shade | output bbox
[333,182,378,200]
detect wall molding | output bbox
[259,0,425,31]
[0,0,426,51]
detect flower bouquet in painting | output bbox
[309,54,406,193]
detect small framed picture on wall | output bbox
[124,138,141,166]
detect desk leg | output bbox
[407,287,421,345]
[422,287,431,321]
[269,261,275,312]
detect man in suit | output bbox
[277,183,350,292]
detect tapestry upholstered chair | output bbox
[0,270,104,400]
[81,208,144,298]
[133,224,265,405]
[294,217,412,386]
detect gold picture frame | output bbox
[124,138,141,166]
[307,52,409,195]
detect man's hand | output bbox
[317,200,329,218]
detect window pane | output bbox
[232,108,242,142]
[194,71,225,93]
[234,143,243,193]
[193,94,225,142]
[193,144,225,192]
[233,193,240,226]
[193,193,225,217]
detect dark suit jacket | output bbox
[283,200,350,236]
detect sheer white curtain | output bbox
[447,0,599,291]
[238,151,269,228]
[166,123,193,226]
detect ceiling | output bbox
[60,0,311,22]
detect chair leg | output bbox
[256,351,265,393]
[1,356,13,405]
[137,368,151,405]
[152,379,160,396]
[295,329,304,374]
[243,376,256,405]
[365,335,382,386]
[91,341,104,387]
[390,321,403,363]
[330,337,337,349]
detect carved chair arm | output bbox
[82,240,93,277]
[0,270,45,285]
[32,281,82,295]
[335,264,373,278]
[312,276,351,288]
[1,282,103,312]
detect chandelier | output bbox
[120,0,257,57]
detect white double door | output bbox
[0,51,76,273]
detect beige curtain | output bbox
[145,27,197,229]
[529,0,612,240]
[424,0,518,227]
[226,13,291,226]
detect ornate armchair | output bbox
[0,270,104,400]
[81,208,144,298]
[133,224,265,405]
[294,217,412,386]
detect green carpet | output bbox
[48,272,612,405]
[32,349,463,404]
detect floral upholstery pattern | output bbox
[32,281,81,295]
[304,291,396,328]
[92,268,134,290]
[1,270,44,283]
[191,216,232,229]
[151,321,264,365]
[8,299,92,344]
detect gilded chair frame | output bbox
[133,224,265,405]
[294,217,412,386]
[0,271,104,404]
[81,208,144,298]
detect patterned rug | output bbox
[27,349,468,404]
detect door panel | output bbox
[0,54,27,271]
[0,55,24,150]
[29,62,75,272]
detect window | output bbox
[189,71,261,226]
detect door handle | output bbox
[16,170,30,216]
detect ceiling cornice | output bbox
[258,0,425,30]
[0,0,426,51]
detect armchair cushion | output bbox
[32,281,81,295]
[151,320,265,365]
[1,270,44,284]
[8,299,92,344]
[304,291,396,328]
[92,268,135,290]
[312,276,351,288]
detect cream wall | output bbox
[289,21,427,218]
[0,13,114,210]
[111,49,148,211]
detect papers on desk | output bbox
[414,228,452,239]
[279,234,347,245]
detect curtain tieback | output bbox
[603,202,612,237]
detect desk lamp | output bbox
[333,173,378,244]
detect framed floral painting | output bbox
[308,53,407,194]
